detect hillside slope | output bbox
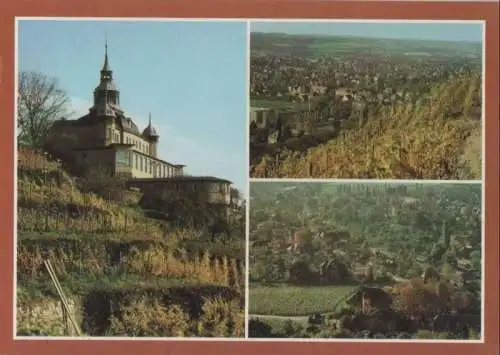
[16,149,245,337]
[252,73,482,179]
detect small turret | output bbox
[142,113,159,157]
[142,113,159,139]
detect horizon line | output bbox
[250,31,483,44]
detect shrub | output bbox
[197,297,242,337]
[108,300,190,337]
[249,319,274,338]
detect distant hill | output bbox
[250,32,482,60]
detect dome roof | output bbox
[120,116,141,135]
[142,123,158,137]
[142,113,159,137]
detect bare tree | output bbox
[17,71,70,148]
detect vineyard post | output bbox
[89,211,93,235]
[65,210,69,231]
[81,212,84,232]
[61,300,70,335]
[36,209,40,232]
[45,207,49,232]
[32,244,39,279]
[79,243,83,275]
[324,149,328,171]
[43,158,47,185]
[83,194,88,233]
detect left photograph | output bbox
[15,19,247,338]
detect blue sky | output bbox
[251,21,483,43]
[18,20,248,193]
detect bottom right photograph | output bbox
[248,181,482,340]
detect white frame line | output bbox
[13,17,486,344]
[244,20,251,340]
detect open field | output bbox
[251,32,482,59]
[249,284,357,316]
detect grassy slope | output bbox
[252,73,482,179]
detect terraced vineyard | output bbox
[16,149,245,337]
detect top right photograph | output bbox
[249,21,483,180]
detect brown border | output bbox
[1,1,498,355]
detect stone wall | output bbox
[17,297,82,336]
[131,179,231,206]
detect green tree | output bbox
[469,250,481,270]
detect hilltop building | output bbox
[49,41,231,207]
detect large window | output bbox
[116,150,130,167]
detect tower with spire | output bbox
[92,36,121,115]
[143,112,159,158]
